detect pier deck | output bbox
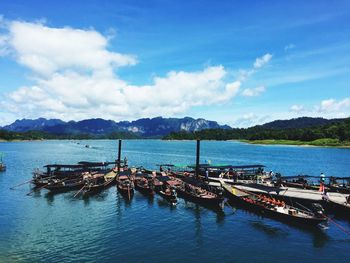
[211,182,349,204]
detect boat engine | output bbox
[310,203,325,217]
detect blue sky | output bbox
[0,0,349,127]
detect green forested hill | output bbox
[163,117,350,146]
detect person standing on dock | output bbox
[319,172,326,192]
[320,172,325,182]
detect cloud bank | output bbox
[0,20,272,123]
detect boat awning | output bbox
[157,176,172,182]
[78,161,119,167]
[134,173,153,178]
[44,164,84,169]
[187,164,265,169]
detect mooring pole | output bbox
[117,139,122,172]
[196,139,200,179]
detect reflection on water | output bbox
[250,220,289,237]
[1,140,350,262]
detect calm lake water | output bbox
[0,140,350,263]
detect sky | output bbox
[0,0,349,127]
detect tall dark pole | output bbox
[117,139,122,172]
[196,139,200,179]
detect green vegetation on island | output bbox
[163,118,350,147]
[0,130,140,141]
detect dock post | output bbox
[196,139,200,179]
[117,139,122,172]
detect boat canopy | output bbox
[187,164,265,169]
[44,161,118,169]
[44,164,84,169]
[134,173,153,178]
[78,161,119,167]
[157,176,172,182]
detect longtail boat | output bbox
[116,171,134,199]
[32,161,119,187]
[176,181,224,207]
[152,176,180,205]
[0,153,6,172]
[134,173,154,196]
[82,170,117,196]
[44,174,89,193]
[221,180,327,226]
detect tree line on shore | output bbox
[163,117,350,142]
[1,117,349,143]
[0,130,140,141]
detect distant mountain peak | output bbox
[1,117,230,138]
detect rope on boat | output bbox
[73,185,86,198]
[9,179,33,190]
[224,200,236,213]
[325,215,350,237]
[26,183,48,196]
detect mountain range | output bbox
[1,117,230,138]
[259,117,345,129]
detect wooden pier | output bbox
[210,181,349,204]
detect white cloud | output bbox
[316,98,350,113]
[0,19,272,123]
[232,113,270,128]
[241,86,265,97]
[253,53,272,69]
[7,21,137,76]
[290,104,305,113]
[284,43,296,51]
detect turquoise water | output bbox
[0,140,350,263]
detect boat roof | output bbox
[158,163,265,170]
[44,161,118,169]
[134,173,153,178]
[119,170,132,176]
[78,161,119,166]
[188,164,265,169]
[44,164,84,168]
[156,176,172,182]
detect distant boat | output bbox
[0,153,6,172]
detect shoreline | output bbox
[240,139,350,148]
[2,138,350,148]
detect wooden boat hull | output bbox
[135,183,154,195]
[154,188,177,204]
[324,199,350,216]
[176,188,224,207]
[83,177,116,196]
[45,181,85,193]
[117,184,134,197]
[222,183,326,226]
